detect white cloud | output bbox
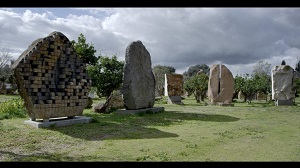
[1,7,300,75]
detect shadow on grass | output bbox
[44,110,239,141]
[181,101,275,107]
[0,150,102,162]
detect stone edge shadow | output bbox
[115,107,165,115]
[24,116,92,128]
[207,102,235,107]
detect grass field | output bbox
[0,94,299,161]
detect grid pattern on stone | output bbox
[165,74,183,97]
[13,31,91,120]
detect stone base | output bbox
[275,99,294,106]
[207,102,234,107]
[116,107,164,115]
[167,96,184,105]
[24,116,92,128]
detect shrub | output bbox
[0,96,28,120]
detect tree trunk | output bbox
[232,91,238,101]
[200,90,206,101]
[194,91,201,103]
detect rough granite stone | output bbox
[207,64,234,103]
[121,40,155,110]
[271,65,295,101]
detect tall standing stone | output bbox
[12,31,92,121]
[207,64,234,105]
[121,40,155,110]
[164,73,184,104]
[271,65,295,106]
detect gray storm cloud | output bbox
[1,8,300,75]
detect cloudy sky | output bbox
[1,8,300,76]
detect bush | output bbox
[0,96,28,120]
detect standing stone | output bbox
[271,65,295,105]
[12,31,92,121]
[238,90,244,100]
[121,40,155,110]
[207,64,234,105]
[164,73,184,104]
[256,91,267,100]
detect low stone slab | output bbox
[167,96,184,105]
[24,116,92,128]
[115,107,164,115]
[275,100,294,106]
[207,102,234,106]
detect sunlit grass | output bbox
[0,94,299,161]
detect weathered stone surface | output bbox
[93,90,124,113]
[207,64,234,103]
[12,31,92,120]
[164,74,184,97]
[92,102,107,113]
[167,96,184,105]
[275,99,294,106]
[256,91,267,100]
[271,65,295,101]
[109,90,125,109]
[121,40,155,110]
[238,91,256,101]
[238,90,244,100]
[164,73,184,104]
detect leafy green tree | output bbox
[235,74,258,103]
[251,60,271,101]
[71,33,98,65]
[87,55,124,99]
[183,64,210,82]
[183,73,209,103]
[253,74,271,101]
[233,74,243,100]
[294,78,300,97]
[152,65,175,96]
[294,59,300,97]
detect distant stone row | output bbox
[12,31,298,122]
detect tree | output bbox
[253,74,271,101]
[183,64,209,82]
[233,74,243,100]
[0,48,14,83]
[294,59,300,97]
[71,33,98,65]
[152,65,175,96]
[281,60,286,65]
[183,73,209,103]
[251,60,272,101]
[294,78,300,97]
[252,60,271,77]
[87,55,124,99]
[295,59,300,73]
[234,74,257,103]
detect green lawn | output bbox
[0,95,299,161]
